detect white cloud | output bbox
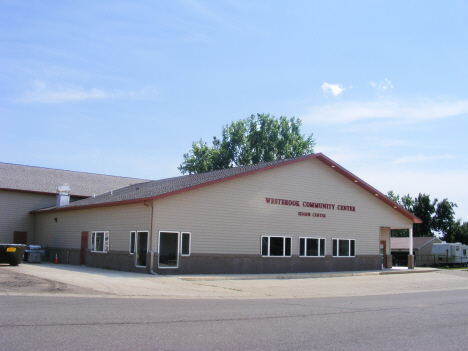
[321,82,344,97]
[303,98,468,124]
[314,144,370,165]
[392,154,456,164]
[17,81,139,104]
[370,78,393,91]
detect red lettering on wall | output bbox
[312,213,326,218]
[267,197,355,213]
[337,205,356,211]
[266,198,301,207]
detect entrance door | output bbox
[136,231,148,267]
[13,231,27,244]
[380,240,387,268]
[80,232,88,265]
[158,232,179,268]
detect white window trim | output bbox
[299,237,326,257]
[90,231,109,253]
[332,238,355,257]
[158,231,180,269]
[261,236,292,257]
[129,231,136,254]
[180,232,191,256]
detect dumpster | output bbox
[25,245,45,263]
[0,244,27,266]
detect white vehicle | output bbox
[431,242,468,267]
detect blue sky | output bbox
[1,1,467,221]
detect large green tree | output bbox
[178,113,315,174]
[442,219,468,244]
[387,191,458,238]
[412,193,438,237]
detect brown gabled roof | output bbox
[0,162,148,197]
[391,236,441,250]
[31,153,422,224]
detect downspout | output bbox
[144,200,157,275]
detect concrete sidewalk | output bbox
[178,266,438,281]
[2,262,453,299]
[14,262,437,280]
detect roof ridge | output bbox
[144,154,309,183]
[0,162,149,181]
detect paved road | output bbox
[1,265,468,350]
[1,290,468,350]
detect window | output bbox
[129,231,136,254]
[261,236,292,257]
[91,231,109,253]
[181,232,191,256]
[332,238,355,257]
[299,237,326,257]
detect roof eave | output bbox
[1,187,88,198]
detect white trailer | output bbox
[431,242,468,267]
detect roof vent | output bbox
[56,183,71,208]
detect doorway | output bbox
[158,232,179,268]
[136,231,148,267]
[80,231,88,265]
[380,240,387,268]
[13,231,27,244]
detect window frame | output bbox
[332,238,355,257]
[129,231,136,254]
[261,236,292,257]
[180,232,191,256]
[299,237,326,257]
[91,231,109,253]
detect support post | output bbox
[408,227,415,269]
[386,255,393,268]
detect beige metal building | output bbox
[32,153,421,274]
[391,236,441,267]
[0,162,147,245]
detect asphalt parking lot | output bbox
[1,262,467,299]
